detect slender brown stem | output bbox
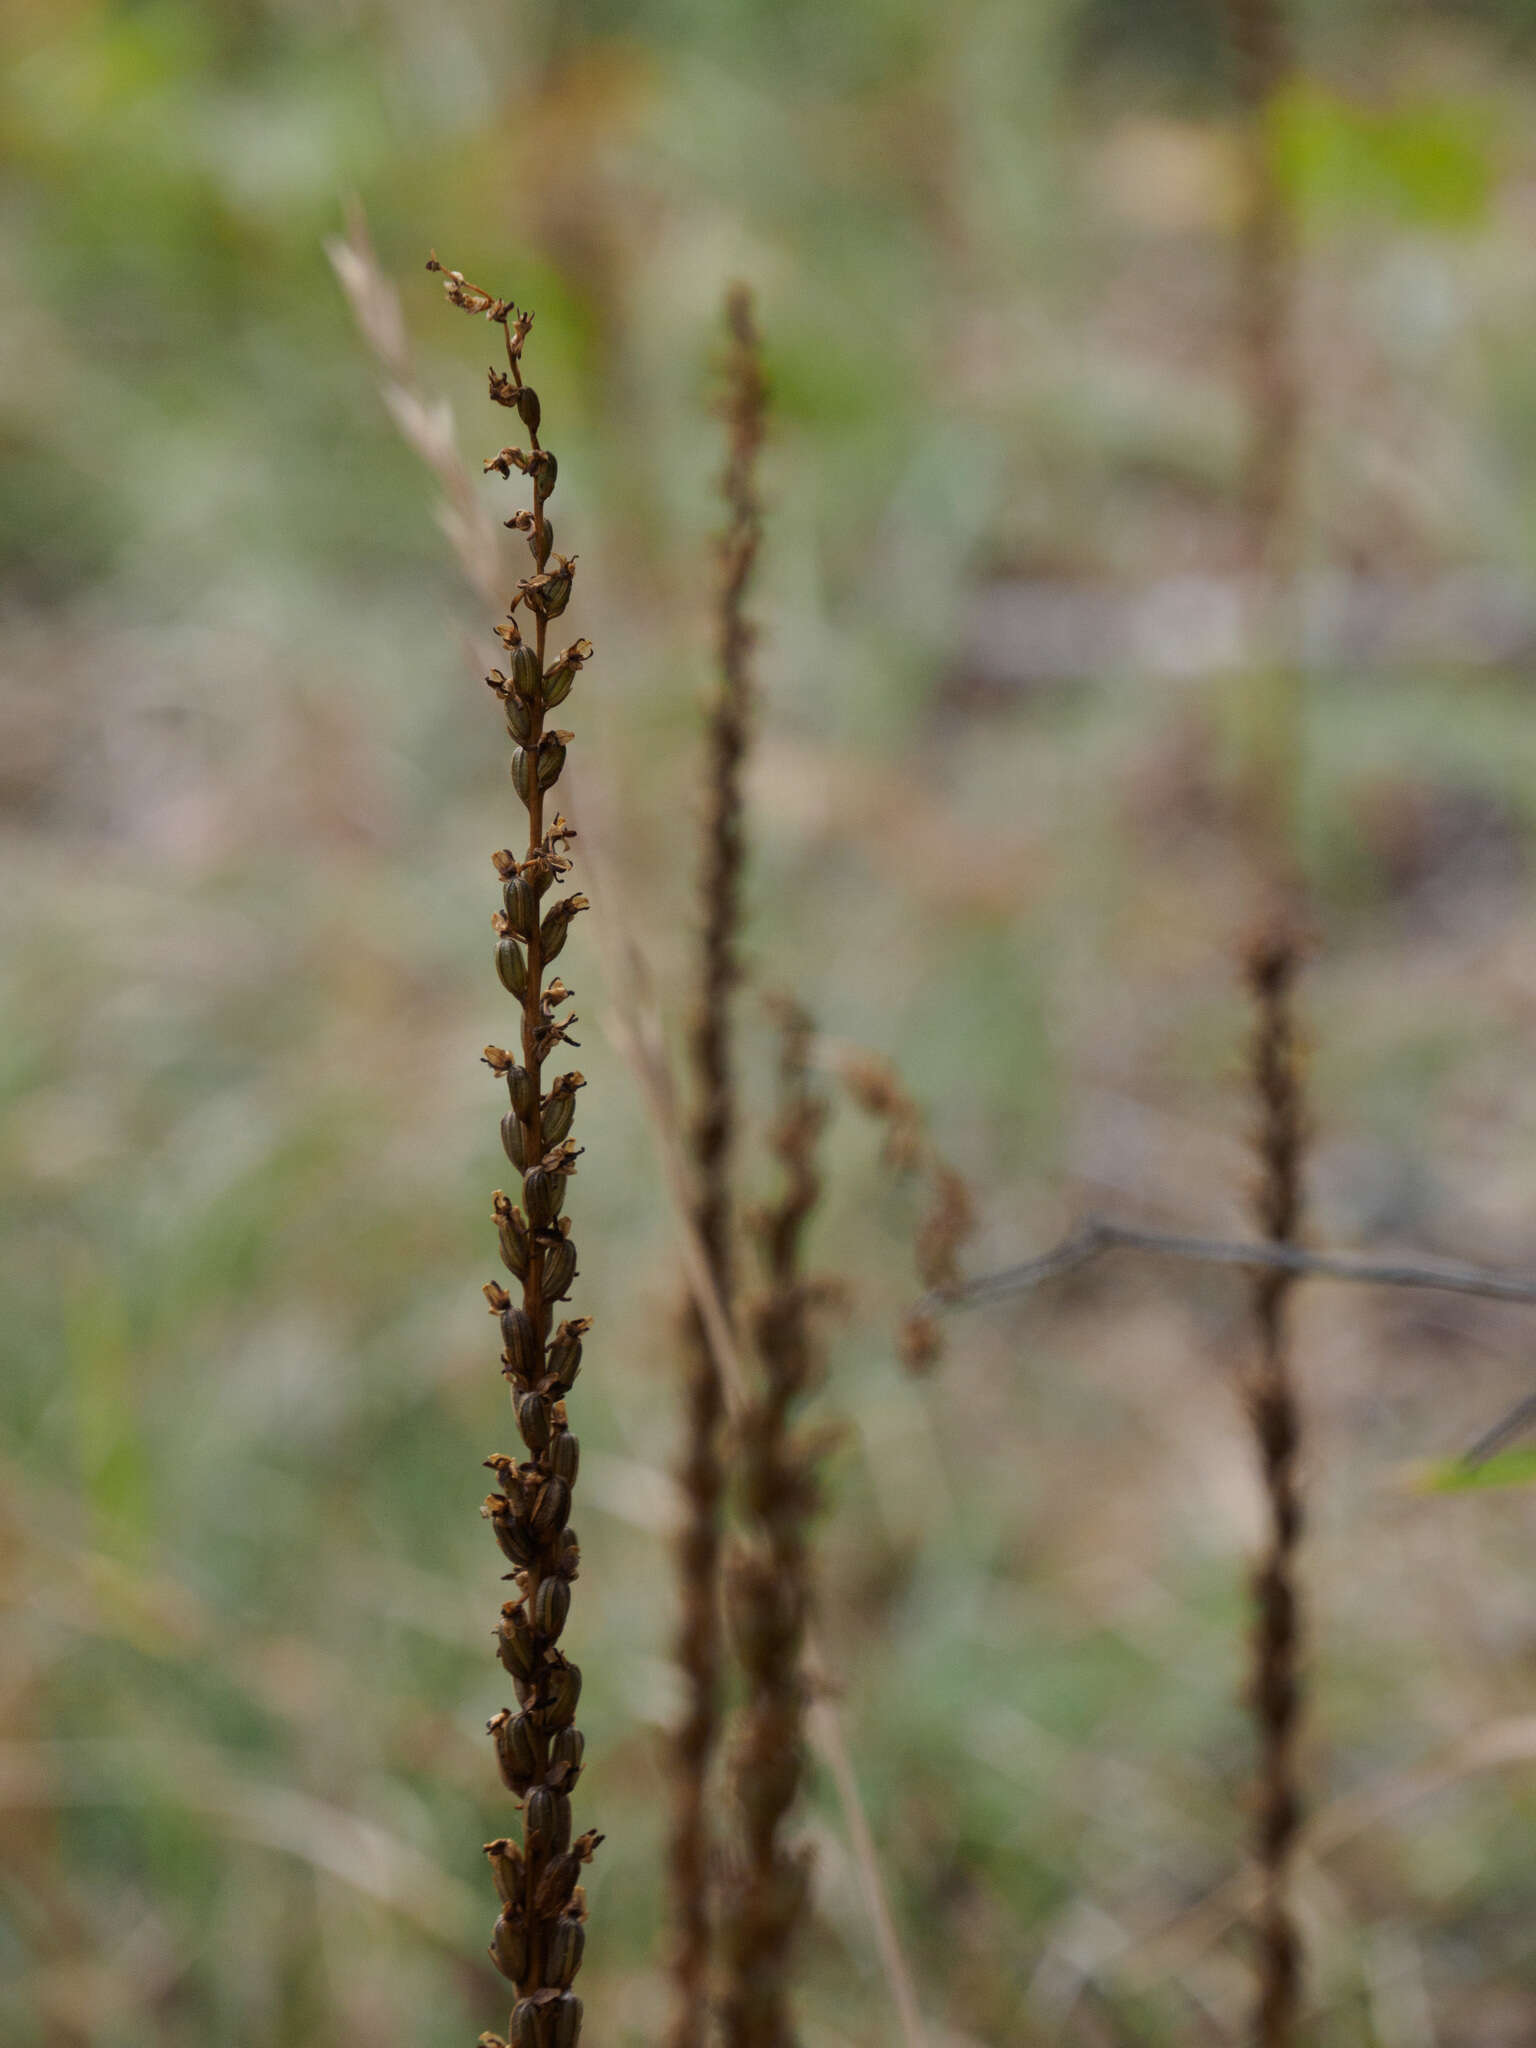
[1243,922,1306,2048]
[668,284,767,2048]
[428,254,599,2048]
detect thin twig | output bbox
[923,1220,1536,1319]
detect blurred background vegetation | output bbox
[5,0,1536,2041]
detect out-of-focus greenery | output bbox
[4,1,1536,2043]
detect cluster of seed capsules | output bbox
[428,255,601,2048]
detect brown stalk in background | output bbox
[719,1001,829,2048]
[1243,924,1307,2048]
[1225,4,1309,2040]
[428,253,600,2048]
[667,285,768,2048]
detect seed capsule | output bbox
[549,1915,585,1988]
[522,1165,564,1228]
[503,874,537,938]
[505,691,533,744]
[485,1495,535,1568]
[535,733,568,790]
[539,893,589,963]
[516,385,541,434]
[544,1656,582,1729]
[511,2000,542,2048]
[530,449,558,500]
[501,1113,528,1172]
[546,1320,589,1391]
[489,1708,538,1796]
[494,1195,530,1280]
[484,1834,525,1906]
[524,1163,561,1220]
[540,640,592,709]
[500,1307,539,1382]
[527,1784,571,1856]
[509,638,542,700]
[541,1236,577,1303]
[535,1573,570,1640]
[506,1065,538,1118]
[549,1993,582,2048]
[548,1723,584,1786]
[517,1390,553,1452]
[534,1852,581,1918]
[497,1600,537,1683]
[530,1473,572,1536]
[540,1073,584,1145]
[511,748,533,801]
[490,1908,530,1983]
[496,935,528,998]
[549,1432,580,1485]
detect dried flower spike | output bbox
[719,1000,828,2048]
[432,253,600,2047]
[667,283,767,2048]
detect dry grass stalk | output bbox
[327,209,502,608]
[1243,919,1307,2048]
[667,283,768,2048]
[427,252,600,2048]
[719,1000,830,2048]
[833,1045,974,1373]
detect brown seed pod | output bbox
[529,1473,571,1536]
[504,691,533,744]
[489,1709,538,1796]
[540,639,592,709]
[501,1113,528,1172]
[523,1166,564,1228]
[511,2000,543,2048]
[547,1994,582,2048]
[511,748,533,802]
[490,1908,531,1984]
[529,449,558,501]
[548,1916,585,1989]
[507,1065,539,1119]
[538,893,589,964]
[508,638,541,701]
[493,1194,530,1280]
[484,1834,525,1906]
[516,1389,553,1452]
[500,1307,539,1382]
[503,874,537,939]
[549,1431,579,1485]
[535,1573,570,1640]
[535,732,568,790]
[540,1235,577,1303]
[497,1600,538,1684]
[496,935,528,998]
[548,1723,584,1786]
[516,385,541,434]
[484,1494,534,1568]
[539,1074,584,1146]
[524,1784,556,1854]
[545,1320,588,1390]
